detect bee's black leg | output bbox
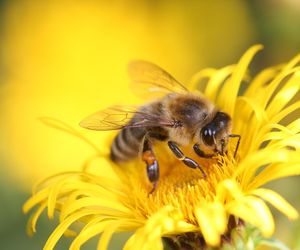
[229,134,241,158]
[142,137,159,194]
[168,141,206,178]
[193,144,215,158]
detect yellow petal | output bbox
[195,206,220,246]
[227,196,274,237]
[69,221,110,250]
[123,206,176,250]
[266,72,300,117]
[47,181,65,219]
[204,65,235,102]
[235,149,292,185]
[97,222,122,250]
[251,188,298,220]
[44,210,105,250]
[23,187,51,213]
[195,201,227,246]
[287,118,300,133]
[250,161,300,189]
[26,202,47,236]
[39,117,101,153]
[189,68,217,91]
[259,67,300,111]
[271,100,300,124]
[245,65,282,97]
[217,44,263,116]
[217,179,244,201]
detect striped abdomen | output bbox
[110,127,146,162]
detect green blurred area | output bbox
[1,1,300,249]
[0,174,71,250]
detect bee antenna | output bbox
[229,134,241,159]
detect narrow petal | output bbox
[60,197,131,219]
[250,188,298,220]
[287,118,300,133]
[39,117,101,153]
[250,162,300,189]
[204,65,235,102]
[245,65,282,97]
[217,44,263,116]
[271,100,300,124]
[44,210,106,250]
[23,188,52,213]
[26,202,47,236]
[266,72,300,117]
[69,221,111,250]
[234,149,293,186]
[189,68,217,91]
[47,181,65,219]
[258,67,300,111]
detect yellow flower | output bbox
[24,45,300,249]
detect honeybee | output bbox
[80,61,240,193]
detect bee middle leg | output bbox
[142,137,159,194]
[168,141,206,178]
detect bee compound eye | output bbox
[202,128,214,146]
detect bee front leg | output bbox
[168,141,206,178]
[142,137,159,194]
[193,144,215,158]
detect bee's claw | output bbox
[148,182,157,196]
[198,166,207,179]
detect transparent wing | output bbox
[128,60,188,98]
[79,105,176,131]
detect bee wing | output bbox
[80,105,176,131]
[128,60,188,99]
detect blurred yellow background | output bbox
[0,1,300,249]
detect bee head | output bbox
[200,112,232,154]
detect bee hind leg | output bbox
[142,137,159,195]
[168,141,206,178]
